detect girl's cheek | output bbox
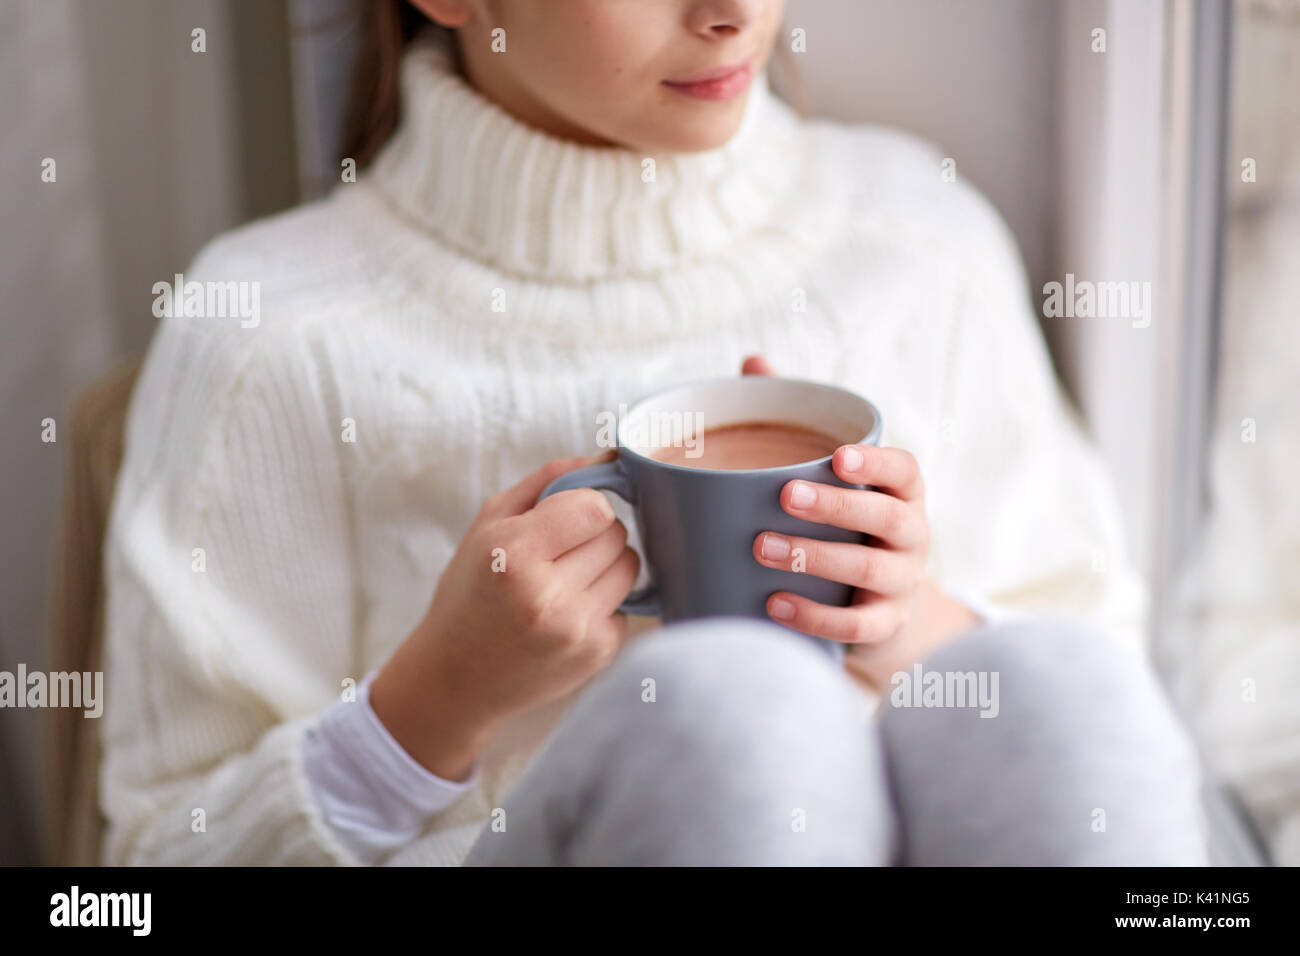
[564,2,676,73]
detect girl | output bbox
[100,0,1206,865]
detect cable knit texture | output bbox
[100,31,1147,866]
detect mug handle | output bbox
[538,458,663,617]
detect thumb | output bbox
[484,451,614,519]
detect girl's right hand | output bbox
[369,456,640,781]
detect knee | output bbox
[581,617,870,754]
[928,618,1146,705]
[615,616,840,679]
[879,619,1209,865]
[542,619,890,865]
[942,616,1115,669]
[610,617,853,710]
[956,616,1149,697]
[894,617,1197,759]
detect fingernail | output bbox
[840,445,863,471]
[770,597,796,620]
[760,532,790,561]
[789,481,817,509]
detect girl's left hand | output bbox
[751,441,930,647]
[741,355,976,687]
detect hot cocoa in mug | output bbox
[652,421,843,471]
[540,377,882,663]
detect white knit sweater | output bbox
[100,34,1146,866]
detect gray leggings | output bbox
[464,618,1209,865]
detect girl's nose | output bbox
[685,0,760,38]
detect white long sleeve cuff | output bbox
[945,585,1025,629]
[302,671,480,864]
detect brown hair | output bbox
[342,1,440,169]
[340,1,803,169]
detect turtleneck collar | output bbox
[366,30,804,282]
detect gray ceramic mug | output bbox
[539,377,882,663]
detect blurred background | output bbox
[1,0,1296,865]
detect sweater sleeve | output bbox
[98,295,372,864]
[923,217,1149,655]
[96,215,509,864]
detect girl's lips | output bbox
[662,62,753,101]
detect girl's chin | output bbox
[631,101,749,154]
